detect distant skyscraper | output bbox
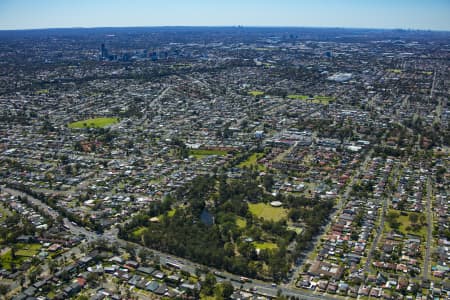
[101,43,108,60]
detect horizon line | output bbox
[1,25,449,33]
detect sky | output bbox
[0,0,449,31]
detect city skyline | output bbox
[1,0,450,31]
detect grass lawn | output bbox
[15,249,39,257]
[132,227,147,239]
[0,203,12,222]
[253,242,278,250]
[47,291,56,299]
[387,69,402,74]
[49,249,66,259]
[236,217,247,229]
[157,208,177,220]
[17,243,42,251]
[385,209,427,238]
[238,152,266,171]
[167,209,176,217]
[287,94,309,100]
[190,149,228,158]
[287,226,303,234]
[0,249,27,270]
[248,90,264,97]
[36,89,49,94]
[0,249,12,268]
[287,94,335,105]
[248,203,288,222]
[68,117,118,128]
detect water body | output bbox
[200,209,214,226]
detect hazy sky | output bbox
[0,0,449,31]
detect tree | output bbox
[263,174,274,191]
[28,266,42,283]
[124,242,136,259]
[276,289,286,299]
[419,214,426,225]
[0,284,10,297]
[87,272,100,287]
[138,248,151,263]
[409,213,419,224]
[10,244,16,260]
[386,211,400,230]
[220,281,234,299]
[202,273,217,296]
[60,270,71,282]
[48,259,58,274]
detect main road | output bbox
[422,176,433,280]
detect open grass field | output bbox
[287,226,303,234]
[0,203,12,222]
[287,94,335,105]
[238,152,266,171]
[155,208,177,220]
[248,90,264,97]
[132,227,147,239]
[36,89,49,95]
[248,203,288,222]
[387,69,402,74]
[15,249,39,257]
[236,217,247,229]
[167,209,176,217]
[287,94,309,100]
[17,243,41,251]
[190,149,228,158]
[0,249,27,270]
[0,243,42,262]
[253,241,278,250]
[68,117,119,129]
[313,95,335,103]
[384,209,427,238]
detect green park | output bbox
[68,117,119,128]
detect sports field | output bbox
[253,242,278,250]
[248,203,287,222]
[288,94,335,105]
[68,117,118,128]
[190,149,228,158]
[248,90,264,96]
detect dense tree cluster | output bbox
[121,173,334,281]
